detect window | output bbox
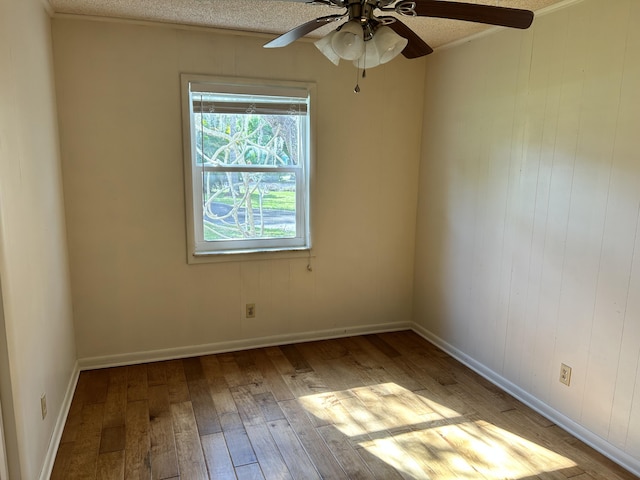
[181,75,314,260]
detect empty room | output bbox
[1,0,639,478]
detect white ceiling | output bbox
[49,0,572,50]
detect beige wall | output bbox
[414,0,640,471]
[0,0,77,478]
[52,18,426,362]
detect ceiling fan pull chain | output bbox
[354,45,369,93]
[361,42,367,79]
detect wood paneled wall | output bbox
[414,0,640,468]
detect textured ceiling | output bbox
[49,0,572,50]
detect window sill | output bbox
[188,247,313,264]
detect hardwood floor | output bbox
[51,331,639,479]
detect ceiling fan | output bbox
[264,0,534,77]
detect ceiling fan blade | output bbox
[388,19,434,58]
[407,0,534,29]
[264,14,346,48]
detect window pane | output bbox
[194,113,302,167]
[202,171,297,241]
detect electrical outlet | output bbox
[559,363,572,386]
[246,303,256,318]
[41,394,47,420]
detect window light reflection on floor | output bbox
[299,382,577,479]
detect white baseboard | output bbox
[411,322,640,478]
[39,360,80,480]
[78,321,412,370]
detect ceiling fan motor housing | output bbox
[344,0,398,40]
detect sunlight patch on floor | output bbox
[300,382,577,479]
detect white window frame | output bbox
[181,74,314,262]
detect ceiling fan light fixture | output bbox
[353,41,381,69]
[314,31,341,65]
[373,26,408,64]
[330,20,365,61]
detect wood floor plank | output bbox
[102,367,127,429]
[201,354,230,393]
[50,439,76,480]
[279,399,349,479]
[220,411,246,432]
[292,390,334,428]
[66,402,105,479]
[83,369,110,405]
[245,423,293,480]
[465,418,564,478]
[232,385,266,426]
[378,331,433,355]
[253,391,285,422]
[235,463,265,480]
[263,346,296,375]
[411,426,480,478]
[392,355,474,415]
[317,424,375,480]
[182,356,206,382]
[350,336,425,391]
[445,364,516,413]
[353,444,405,480]
[362,334,402,358]
[404,346,459,388]
[201,432,237,480]
[126,364,148,402]
[233,349,256,369]
[295,342,353,392]
[224,427,258,467]
[267,418,322,480]
[212,387,240,417]
[338,393,390,440]
[349,386,414,435]
[99,425,125,454]
[566,438,639,480]
[279,344,313,373]
[165,359,190,404]
[148,384,179,479]
[188,378,222,435]
[389,429,439,479]
[356,436,426,480]
[281,370,330,398]
[304,338,350,361]
[58,393,85,445]
[322,394,369,440]
[146,361,168,386]
[233,352,269,395]
[182,357,223,434]
[328,354,377,389]
[250,349,295,401]
[353,385,444,435]
[514,400,556,428]
[125,400,151,480]
[170,401,208,478]
[96,451,124,480]
[219,353,250,388]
